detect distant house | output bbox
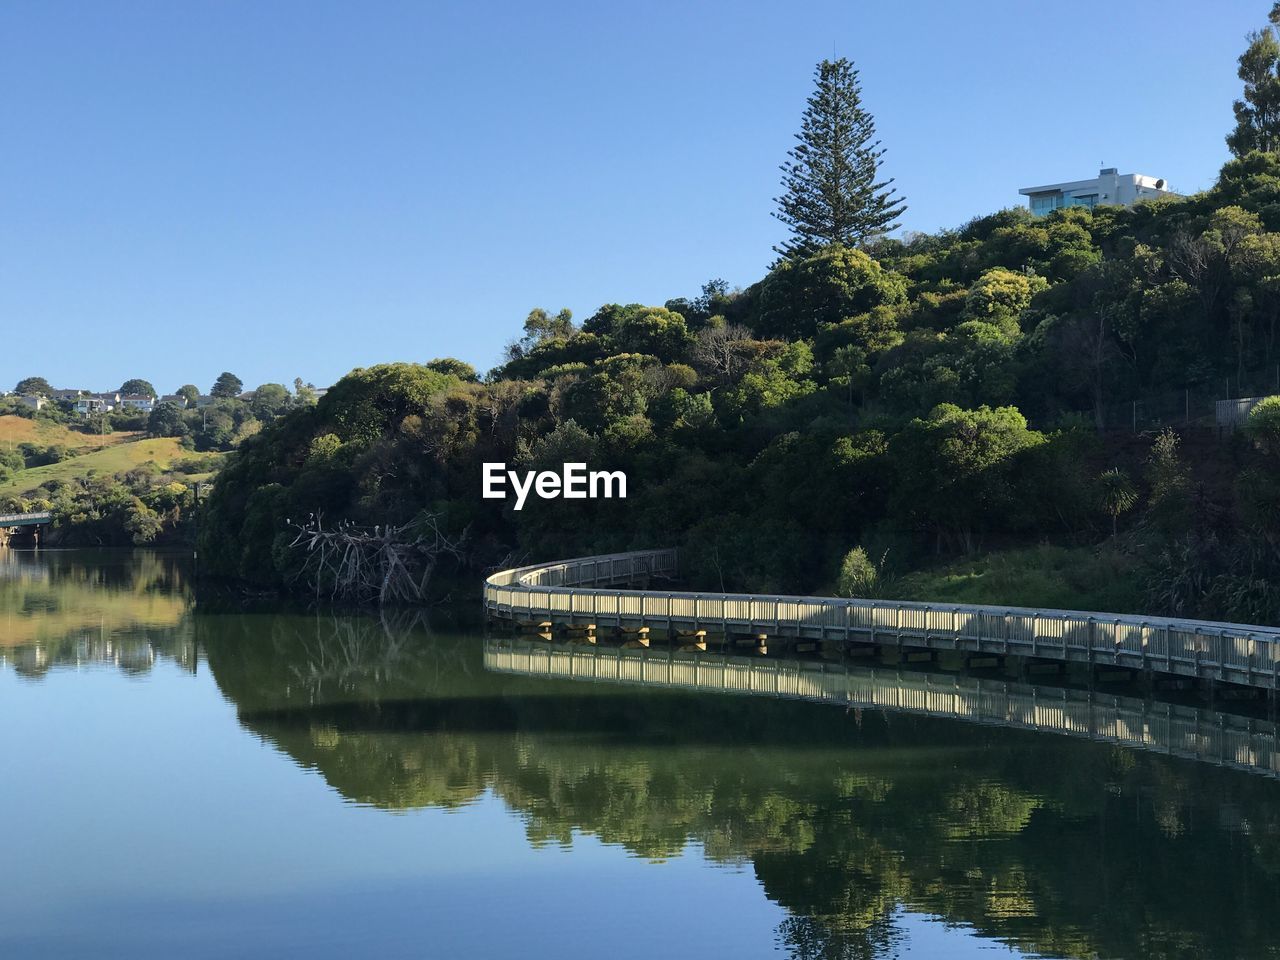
[119,394,156,414]
[158,394,189,409]
[1019,167,1178,216]
[19,395,46,411]
[51,389,84,402]
[74,393,119,416]
[236,390,257,402]
[195,395,217,409]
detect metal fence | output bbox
[485,637,1280,779]
[1063,364,1280,434]
[484,549,1280,690]
[1216,396,1275,432]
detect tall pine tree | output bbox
[774,58,905,259]
[1228,3,1280,157]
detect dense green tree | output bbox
[1228,4,1280,157]
[211,372,243,399]
[426,358,479,382]
[320,363,458,444]
[0,449,24,483]
[523,307,575,342]
[176,384,200,406]
[508,307,576,360]
[147,402,187,438]
[119,378,156,397]
[891,404,1045,553]
[250,383,291,419]
[14,377,52,396]
[962,268,1046,331]
[756,244,907,340]
[774,58,906,259]
[612,306,691,359]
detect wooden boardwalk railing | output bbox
[485,637,1280,780]
[0,511,51,528]
[484,548,1280,691]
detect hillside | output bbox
[0,414,136,451]
[0,436,219,498]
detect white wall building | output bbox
[74,393,119,416]
[1019,167,1177,216]
[119,394,156,413]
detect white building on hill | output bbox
[1019,167,1178,216]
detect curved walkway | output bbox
[484,548,1280,691]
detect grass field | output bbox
[0,414,136,451]
[885,544,1147,615]
[0,436,221,498]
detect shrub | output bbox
[1245,396,1280,454]
[837,546,879,598]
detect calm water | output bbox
[3,551,1280,959]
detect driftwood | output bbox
[288,512,466,605]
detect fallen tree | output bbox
[288,512,467,605]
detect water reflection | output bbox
[0,550,194,677]
[200,612,1280,960]
[487,637,1280,780]
[5,553,1280,959]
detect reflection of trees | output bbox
[201,617,1280,960]
[0,551,194,677]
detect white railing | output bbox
[485,637,1280,779]
[0,511,51,525]
[484,548,1280,689]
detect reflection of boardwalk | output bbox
[485,637,1280,780]
[485,549,1280,690]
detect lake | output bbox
[3,550,1279,959]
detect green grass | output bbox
[885,544,1146,615]
[0,438,221,498]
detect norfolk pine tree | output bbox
[1228,3,1280,157]
[774,58,906,259]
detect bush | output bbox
[1245,396,1280,454]
[837,546,880,598]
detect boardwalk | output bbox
[0,512,51,528]
[484,548,1280,691]
[485,636,1280,781]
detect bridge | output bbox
[484,548,1280,692]
[485,636,1280,781]
[0,512,52,528]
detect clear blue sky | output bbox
[0,0,1262,393]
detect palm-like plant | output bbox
[1098,468,1138,537]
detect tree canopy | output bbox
[120,378,157,397]
[14,377,52,396]
[1229,3,1280,157]
[211,372,244,399]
